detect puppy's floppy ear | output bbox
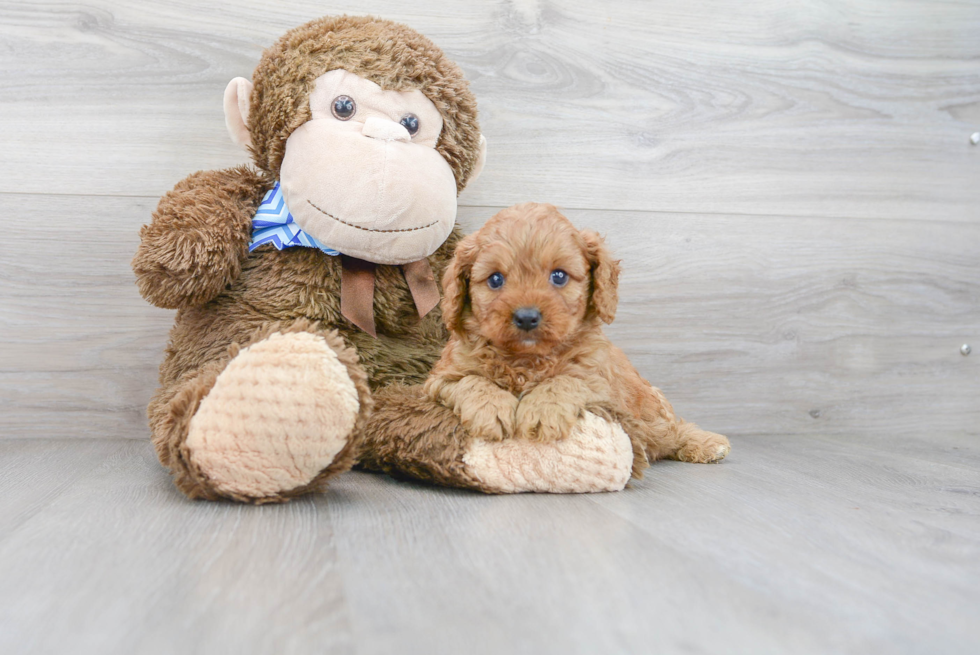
[581,230,620,324]
[441,233,479,334]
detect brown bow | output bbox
[340,256,440,337]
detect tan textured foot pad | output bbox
[186,332,360,498]
[462,412,633,494]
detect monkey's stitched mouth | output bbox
[307,200,440,233]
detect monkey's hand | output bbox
[425,375,518,442]
[516,376,602,442]
[133,166,268,309]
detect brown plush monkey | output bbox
[134,16,630,503]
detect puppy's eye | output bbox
[487,272,505,290]
[399,113,420,136]
[331,95,356,120]
[550,269,569,287]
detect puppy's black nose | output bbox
[512,307,542,331]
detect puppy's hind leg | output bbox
[671,421,730,464]
[629,386,730,464]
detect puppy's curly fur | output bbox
[424,202,730,470]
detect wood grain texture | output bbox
[0,440,355,655]
[587,435,980,654]
[2,195,976,441]
[0,194,172,439]
[0,0,978,219]
[0,437,977,654]
[580,206,980,440]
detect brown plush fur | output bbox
[358,384,494,492]
[424,203,730,471]
[134,16,482,502]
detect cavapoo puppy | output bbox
[424,202,730,469]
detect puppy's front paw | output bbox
[515,393,580,442]
[458,392,519,442]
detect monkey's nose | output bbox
[512,307,542,332]
[361,116,411,142]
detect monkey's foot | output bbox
[462,412,633,493]
[185,331,362,500]
[675,426,731,464]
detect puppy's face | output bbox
[442,203,620,356]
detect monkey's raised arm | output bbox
[133,166,270,309]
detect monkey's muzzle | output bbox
[279,118,458,265]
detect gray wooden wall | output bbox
[1,0,978,442]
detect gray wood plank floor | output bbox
[1,436,977,655]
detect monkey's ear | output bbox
[467,135,488,185]
[223,77,254,149]
[441,234,479,335]
[581,230,621,324]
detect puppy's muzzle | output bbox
[512,307,542,332]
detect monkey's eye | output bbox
[487,272,505,290]
[331,95,356,120]
[550,269,569,287]
[399,114,420,136]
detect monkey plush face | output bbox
[222,16,487,266]
[278,70,458,264]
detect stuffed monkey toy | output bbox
[134,16,633,503]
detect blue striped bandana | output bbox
[249,182,340,255]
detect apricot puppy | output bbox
[424,202,730,467]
